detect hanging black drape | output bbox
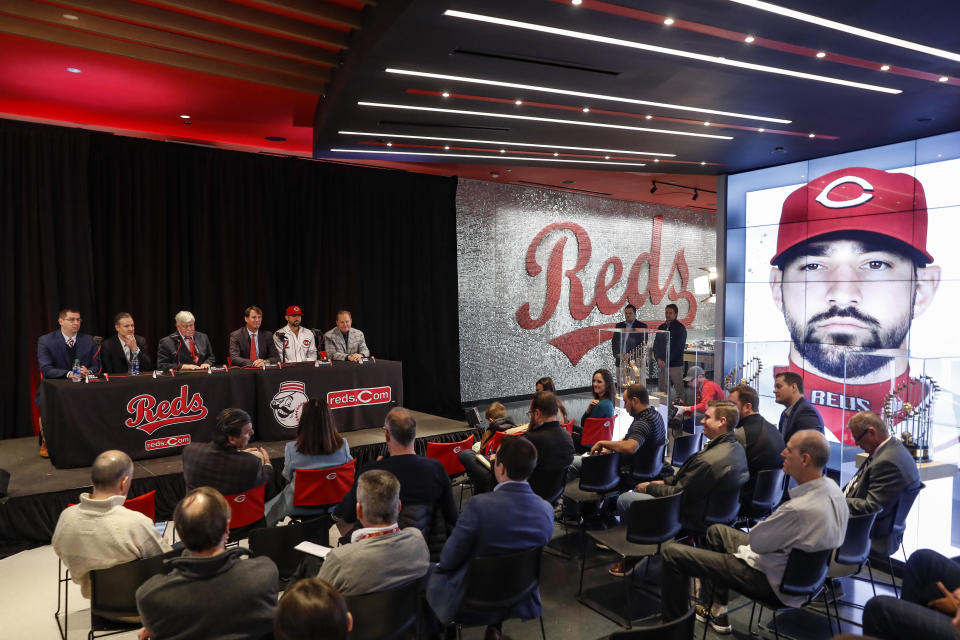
[0,119,462,439]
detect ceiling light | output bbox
[815,51,826,58]
[664,17,675,25]
[808,133,815,137]
[654,158,659,162]
[726,0,960,63]
[554,152,559,156]
[645,114,653,119]
[880,64,890,71]
[386,142,393,146]
[515,99,522,105]
[386,68,792,123]
[571,0,582,4]
[330,148,646,167]
[179,114,190,119]
[442,11,901,94]
[605,155,610,159]
[357,101,735,139]
[939,76,949,82]
[758,127,765,132]
[650,182,658,194]
[500,149,506,153]
[62,14,79,20]
[704,121,710,126]
[700,161,706,165]
[582,107,590,113]
[444,145,451,150]
[441,91,450,97]
[745,36,755,43]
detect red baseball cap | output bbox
[770,167,932,266]
[285,306,302,316]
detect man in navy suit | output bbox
[427,436,554,640]
[774,371,824,443]
[37,308,101,456]
[228,305,279,367]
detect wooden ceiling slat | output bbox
[147,0,350,49]
[247,0,363,30]
[0,13,326,93]
[45,0,339,67]
[5,0,329,81]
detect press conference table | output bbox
[39,360,403,469]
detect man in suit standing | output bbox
[612,304,647,366]
[844,411,920,555]
[228,305,279,367]
[427,436,554,640]
[653,303,687,403]
[157,310,215,370]
[774,371,824,443]
[728,384,785,506]
[323,310,370,362]
[100,312,153,374]
[37,308,101,456]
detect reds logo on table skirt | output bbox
[145,434,192,451]
[125,385,208,435]
[327,386,392,409]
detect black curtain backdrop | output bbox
[0,119,462,439]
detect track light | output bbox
[650,182,658,194]
[692,189,699,201]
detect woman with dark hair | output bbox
[535,377,569,424]
[581,368,616,424]
[265,398,353,525]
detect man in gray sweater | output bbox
[318,469,430,595]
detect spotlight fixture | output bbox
[758,127,765,132]
[571,0,582,5]
[582,107,590,113]
[816,51,826,58]
[650,182,658,194]
[939,76,949,82]
[442,91,450,97]
[880,64,890,71]
[692,189,699,201]
[808,133,815,138]
[664,17,675,25]
[645,114,653,119]
[444,145,451,150]
[515,99,523,105]
[386,142,393,146]
[744,35,755,43]
[649,180,716,198]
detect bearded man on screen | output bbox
[768,167,940,443]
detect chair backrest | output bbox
[528,466,567,505]
[630,442,666,482]
[703,485,743,528]
[483,430,506,456]
[426,434,476,477]
[835,511,880,567]
[249,517,330,580]
[671,435,698,467]
[344,578,423,640]
[293,460,357,508]
[579,451,621,493]
[748,468,786,515]
[223,483,267,529]
[124,490,157,522]
[871,482,924,549]
[626,492,684,545]
[562,419,575,435]
[779,547,832,596]
[610,605,695,640]
[89,548,180,625]
[461,547,542,612]
[581,417,614,446]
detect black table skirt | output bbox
[40,360,403,468]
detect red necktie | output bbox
[67,338,75,348]
[250,335,257,361]
[188,338,199,364]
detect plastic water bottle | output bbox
[130,352,140,375]
[71,358,81,382]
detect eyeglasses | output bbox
[852,428,871,445]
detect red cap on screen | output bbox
[770,167,933,266]
[285,305,302,315]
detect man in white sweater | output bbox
[52,450,170,598]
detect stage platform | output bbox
[0,410,474,554]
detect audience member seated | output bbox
[317,470,429,595]
[535,376,568,424]
[265,398,353,525]
[274,578,352,640]
[727,384,785,506]
[52,450,171,598]
[427,436,554,640]
[182,407,274,497]
[659,430,848,634]
[523,391,575,500]
[571,368,617,450]
[610,401,747,577]
[334,407,457,542]
[844,410,921,554]
[136,487,279,640]
[863,549,960,640]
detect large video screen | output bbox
[726,131,960,443]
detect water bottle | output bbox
[130,352,140,375]
[71,358,81,382]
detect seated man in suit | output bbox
[317,470,429,596]
[323,310,370,362]
[727,384,785,508]
[844,410,920,555]
[863,549,960,640]
[774,371,824,442]
[427,436,554,640]
[100,312,153,374]
[228,305,279,367]
[157,310,215,370]
[182,408,274,498]
[610,400,748,577]
[36,307,102,456]
[660,430,848,634]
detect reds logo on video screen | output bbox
[125,385,208,435]
[271,380,309,428]
[327,386,392,409]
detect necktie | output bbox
[845,456,872,497]
[67,338,75,348]
[250,334,257,361]
[188,337,199,364]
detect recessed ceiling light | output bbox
[808,133,815,137]
[654,158,659,162]
[66,67,82,73]
[386,142,393,146]
[500,149,506,153]
[331,148,647,167]
[444,145,451,150]
[358,101,735,139]
[265,136,286,142]
[700,161,706,165]
[939,76,949,82]
[664,17,675,25]
[726,0,960,63]
[515,99,522,105]
[815,51,826,58]
[758,127,765,132]
[62,14,79,20]
[554,152,559,156]
[582,107,590,112]
[744,35,755,43]
[880,64,890,71]
[645,114,653,119]
[704,121,710,126]
[604,155,610,159]
[179,114,190,119]
[442,11,901,93]
[387,68,792,123]
[442,91,450,97]
[571,0,582,5]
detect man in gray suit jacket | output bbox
[317,469,429,596]
[323,310,370,362]
[845,411,920,555]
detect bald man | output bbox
[52,450,170,598]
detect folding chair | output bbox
[670,434,699,468]
[824,510,881,620]
[628,442,666,484]
[869,482,925,596]
[737,468,786,526]
[483,430,506,456]
[427,435,476,505]
[562,419,575,435]
[291,460,357,522]
[582,417,614,447]
[223,482,267,543]
[87,548,180,639]
[345,577,424,640]
[249,517,330,585]
[745,548,835,640]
